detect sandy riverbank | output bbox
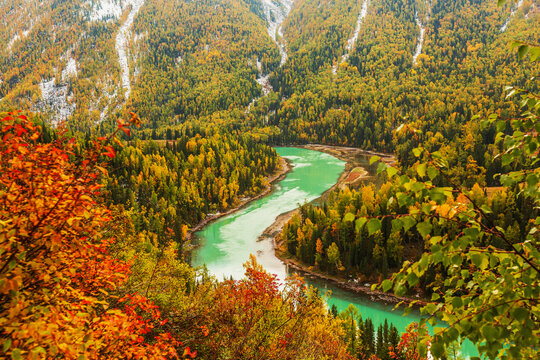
[298,144,394,193]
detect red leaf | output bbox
[183,347,197,359]
[103,146,116,158]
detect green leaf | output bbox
[382,279,393,292]
[470,253,488,269]
[406,272,419,286]
[518,45,530,59]
[427,166,439,180]
[430,342,445,358]
[505,89,517,99]
[3,339,11,352]
[402,216,416,232]
[403,306,412,316]
[397,193,411,207]
[416,221,433,238]
[411,181,426,192]
[452,297,463,308]
[428,188,447,203]
[526,173,538,188]
[447,327,460,342]
[394,283,406,296]
[481,325,499,341]
[369,155,381,165]
[418,342,428,357]
[480,204,493,214]
[464,227,480,238]
[11,349,21,360]
[343,212,355,222]
[391,219,403,232]
[7,260,16,271]
[367,219,382,235]
[502,152,513,166]
[377,162,388,174]
[412,147,423,157]
[510,40,522,49]
[529,46,540,62]
[512,307,529,321]
[500,174,515,187]
[355,218,367,233]
[417,163,427,177]
[451,254,463,266]
[496,119,506,132]
[386,166,398,178]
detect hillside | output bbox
[1,1,537,139]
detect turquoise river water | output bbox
[192,147,476,358]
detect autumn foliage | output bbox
[0,112,183,359]
[167,255,353,360]
[389,323,429,360]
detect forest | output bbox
[279,179,537,290]
[105,131,279,246]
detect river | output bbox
[191,146,476,358]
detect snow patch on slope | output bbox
[412,12,426,65]
[89,0,124,21]
[333,0,369,74]
[525,3,536,19]
[248,0,294,110]
[7,35,20,51]
[413,1,431,66]
[256,60,272,96]
[62,57,78,82]
[7,25,34,53]
[261,0,294,66]
[37,47,80,124]
[247,59,272,112]
[500,0,525,32]
[38,78,76,125]
[115,0,145,100]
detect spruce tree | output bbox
[363,318,375,356]
[376,324,384,359]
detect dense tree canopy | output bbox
[0,111,183,359]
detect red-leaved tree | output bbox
[0,111,190,359]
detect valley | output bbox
[0,0,539,359]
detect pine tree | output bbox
[330,304,338,318]
[362,318,375,356]
[376,324,384,359]
[389,324,400,351]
